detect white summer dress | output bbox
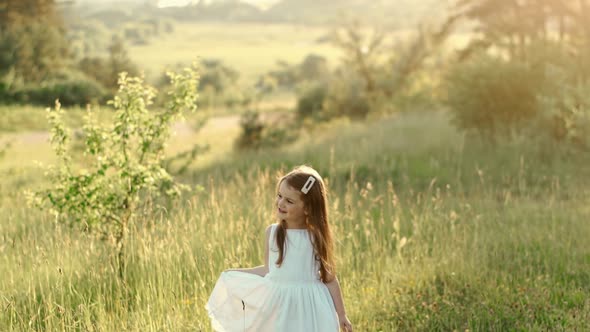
[205,224,339,332]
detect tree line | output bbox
[0,0,139,106]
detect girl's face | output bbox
[276,180,307,225]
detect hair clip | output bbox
[301,176,316,194]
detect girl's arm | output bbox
[224,225,271,277]
[326,274,353,331]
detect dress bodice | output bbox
[267,224,320,283]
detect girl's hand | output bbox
[339,315,352,332]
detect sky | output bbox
[157,0,281,9]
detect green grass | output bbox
[1,111,589,331]
[128,22,343,85]
[0,105,84,133]
[127,22,473,88]
[0,22,472,134]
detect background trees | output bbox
[0,0,69,83]
[444,0,590,149]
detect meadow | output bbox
[1,106,589,331]
[0,20,471,136]
[0,18,588,331]
[127,22,343,85]
[126,22,472,86]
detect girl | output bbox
[206,165,353,332]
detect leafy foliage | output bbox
[27,65,200,276]
[0,0,69,83]
[296,82,329,120]
[446,1,590,148]
[445,53,543,139]
[12,70,108,106]
[257,54,330,92]
[234,110,298,150]
[78,36,140,92]
[538,77,590,150]
[294,18,457,122]
[296,72,371,122]
[454,0,590,61]
[156,59,243,109]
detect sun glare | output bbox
[157,0,279,10]
[157,0,196,9]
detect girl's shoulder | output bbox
[266,223,279,236]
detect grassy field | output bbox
[0,22,473,135]
[127,22,472,86]
[128,22,343,85]
[1,109,589,331]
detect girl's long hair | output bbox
[274,165,335,283]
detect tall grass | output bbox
[0,105,90,133]
[1,111,589,331]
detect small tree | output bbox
[27,65,199,278]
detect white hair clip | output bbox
[301,176,316,194]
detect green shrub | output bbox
[295,69,372,122]
[234,110,298,150]
[324,73,371,120]
[298,54,330,82]
[296,82,328,120]
[0,81,9,102]
[445,53,544,140]
[78,56,114,91]
[76,36,140,94]
[537,80,590,150]
[156,59,239,109]
[199,59,240,93]
[15,71,108,107]
[27,65,200,278]
[257,55,330,92]
[445,44,590,150]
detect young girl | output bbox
[206,165,353,332]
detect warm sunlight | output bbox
[157,0,280,9]
[157,0,195,8]
[2,1,589,331]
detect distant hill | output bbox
[158,1,264,22]
[62,0,449,29]
[264,0,449,27]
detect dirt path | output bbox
[2,114,242,146]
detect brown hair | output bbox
[274,165,335,283]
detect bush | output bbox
[78,57,113,90]
[444,43,590,151]
[296,82,328,120]
[199,59,240,93]
[324,72,371,120]
[537,80,590,150]
[14,71,108,107]
[234,110,298,150]
[27,66,200,277]
[77,36,140,92]
[156,59,239,109]
[257,55,330,92]
[445,53,544,140]
[299,54,330,82]
[295,71,371,122]
[0,81,9,103]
